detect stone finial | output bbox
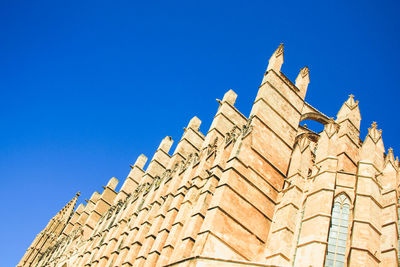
[158,136,173,153]
[360,121,385,169]
[385,147,396,166]
[222,89,237,105]
[295,66,310,98]
[266,43,284,72]
[368,121,382,143]
[336,94,361,131]
[133,154,148,169]
[345,94,359,109]
[188,116,201,131]
[76,191,81,197]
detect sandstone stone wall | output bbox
[18,44,400,267]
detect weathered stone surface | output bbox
[19,44,400,267]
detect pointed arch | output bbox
[324,194,351,267]
[333,191,353,205]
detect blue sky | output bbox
[1,1,400,265]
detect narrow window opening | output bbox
[324,194,350,267]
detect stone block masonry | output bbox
[18,44,400,267]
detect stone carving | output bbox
[192,152,199,165]
[241,116,254,137]
[180,153,193,172]
[324,117,340,138]
[207,137,218,156]
[154,176,162,189]
[225,126,240,144]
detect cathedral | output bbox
[18,44,400,267]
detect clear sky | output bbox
[1,1,400,266]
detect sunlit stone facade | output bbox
[19,44,400,267]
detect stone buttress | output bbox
[18,44,400,267]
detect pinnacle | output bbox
[300,66,309,78]
[367,121,383,143]
[266,43,284,73]
[385,147,396,166]
[344,94,358,109]
[274,43,284,57]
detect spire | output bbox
[54,191,80,223]
[336,94,361,130]
[335,94,361,150]
[360,122,385,169]
[345,94,358,108]
[367,121,382,144]
[380,148,398,189]
[385,147,396,167]
[295,66,310,98]
[18,192,80,266]
[266,43,284,73]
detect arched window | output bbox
[325,194,351,267]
